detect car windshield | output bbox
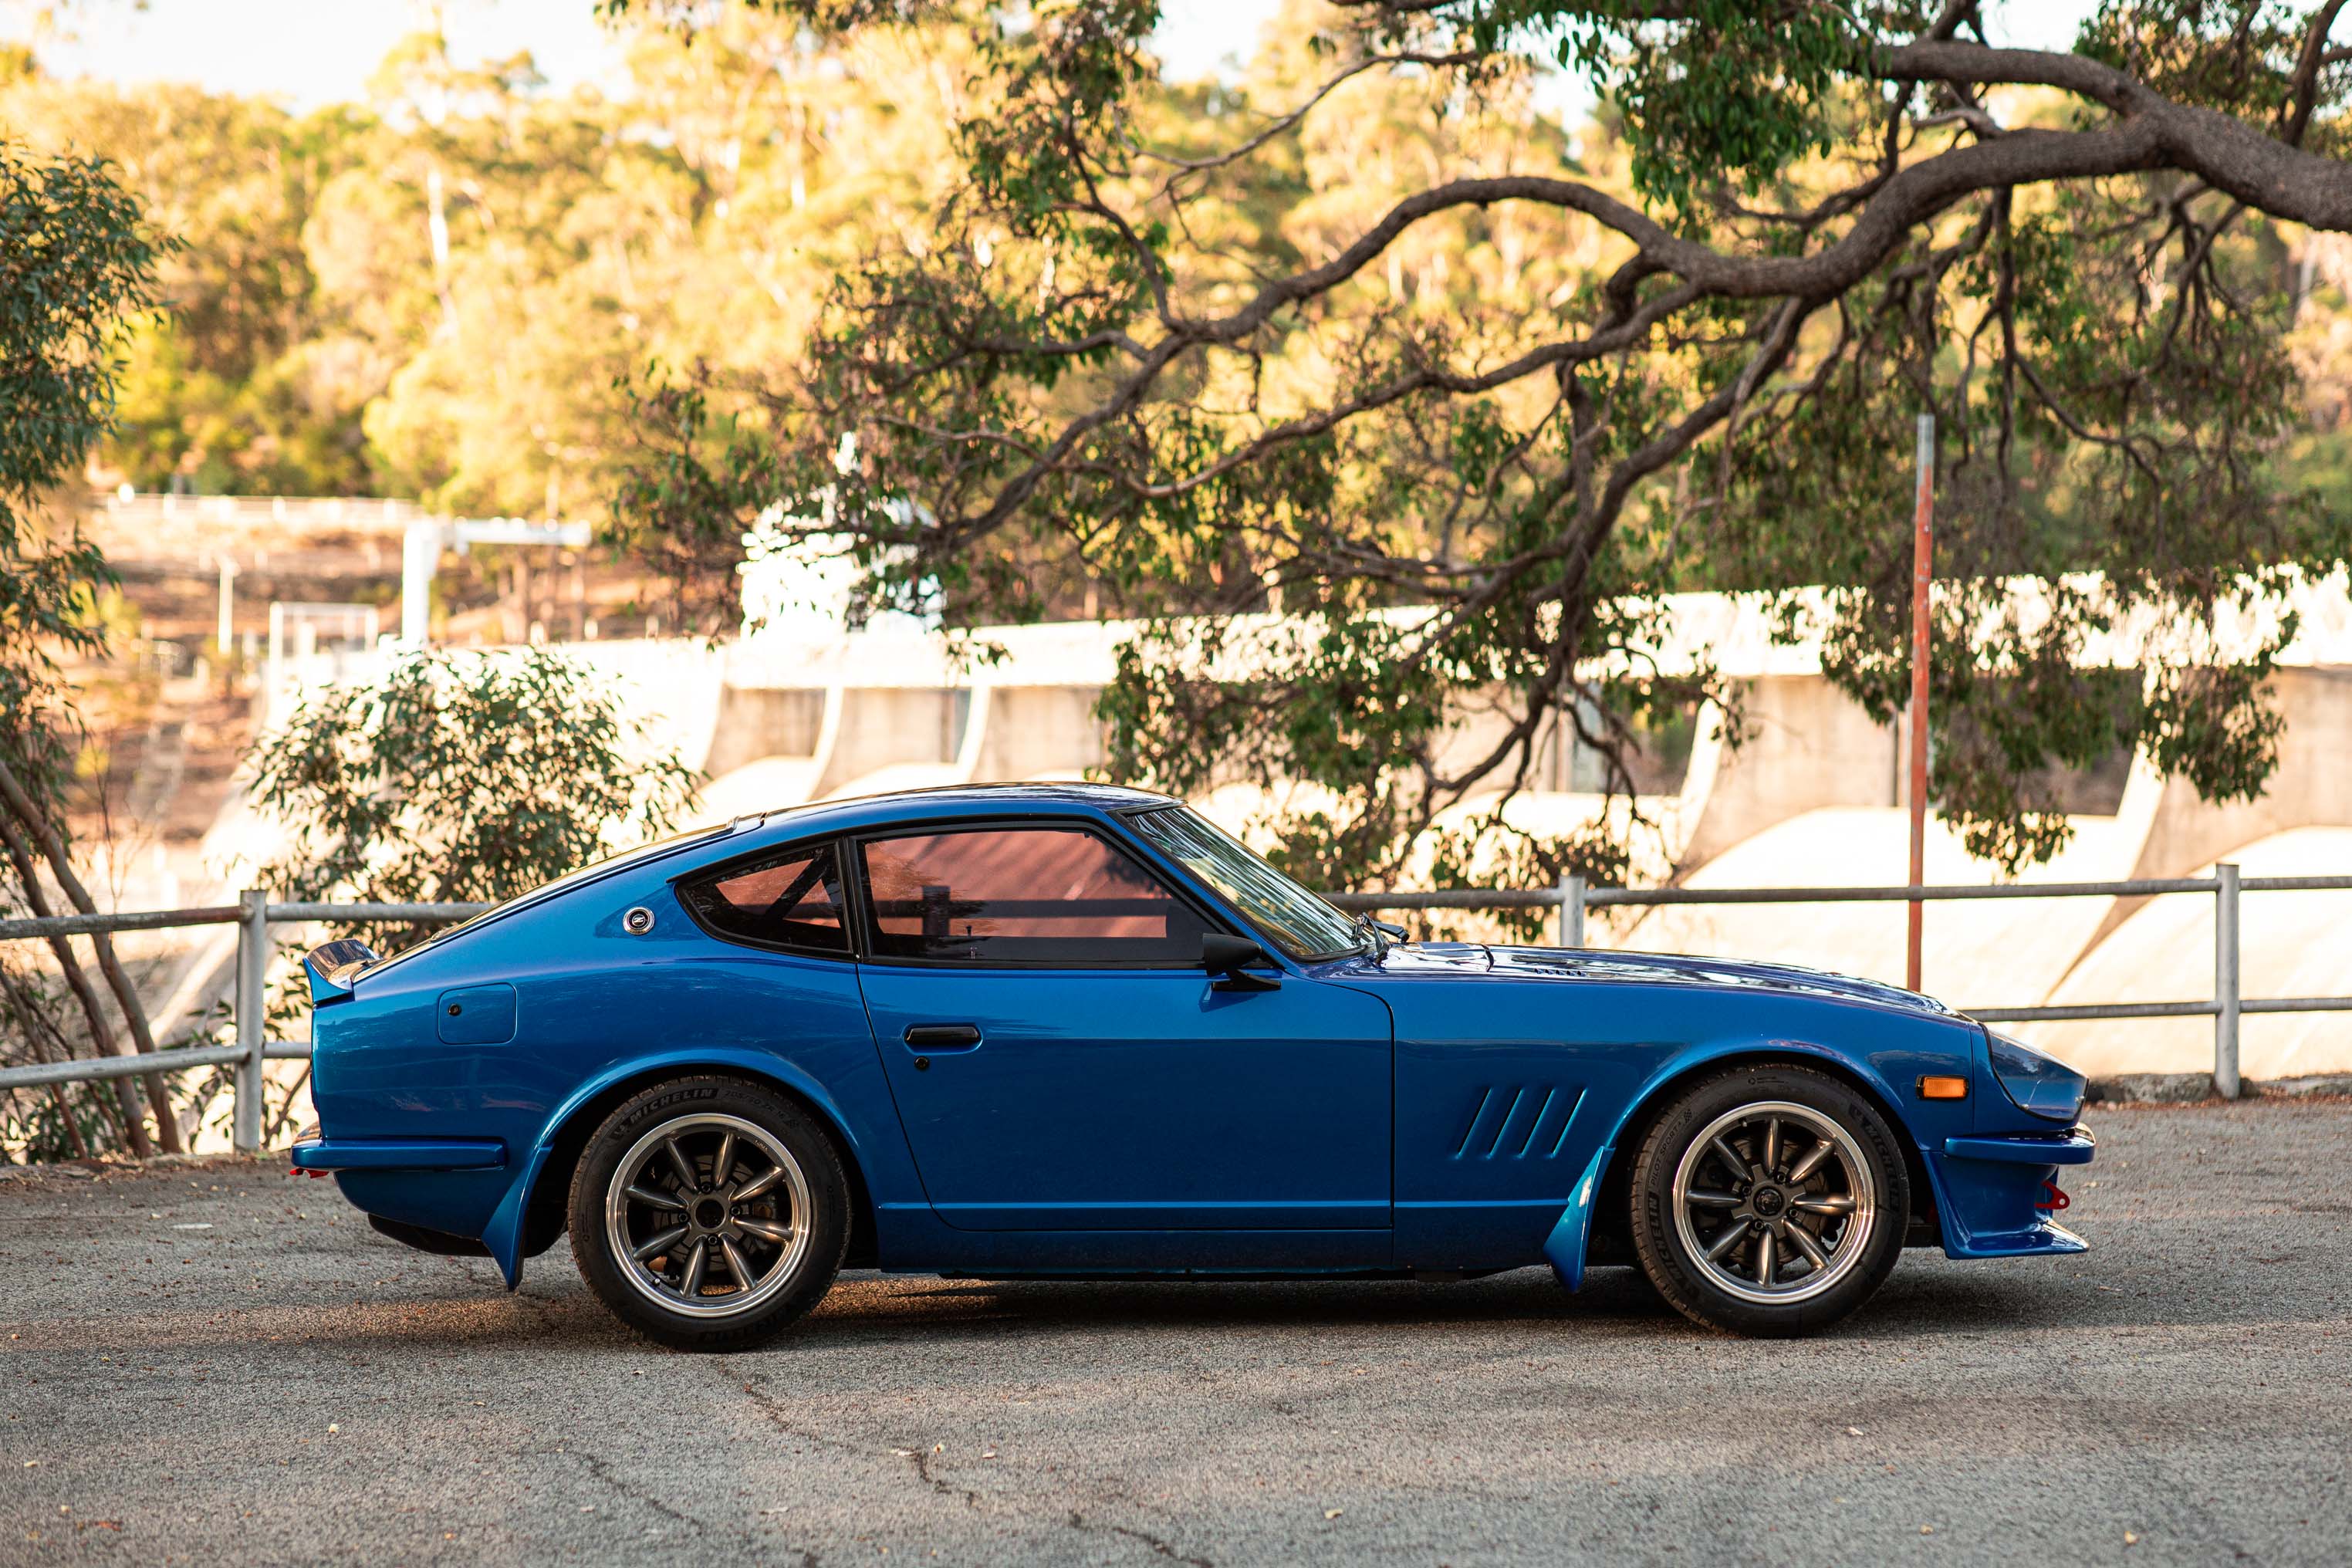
[1127,806,1361,961]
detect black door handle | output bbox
[903,1024,982,1050]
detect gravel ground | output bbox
[2,1101,2347,1567]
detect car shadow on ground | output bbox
[25,1243,2287,1361]
[780,1263,2114,1342]
[474,1254,2164,1353]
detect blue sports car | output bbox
[292,783,2093,1348]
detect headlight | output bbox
[1986,1032,2087,1122]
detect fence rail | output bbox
[1,894,489,1153]
[1333,861,2350,1099]
[2,866,2339,1147]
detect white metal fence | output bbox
[0,895,486,1153]
[1327,863,2352,1099]
[2,865,2344,1153]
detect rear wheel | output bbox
[568,1076,849,1351]
[1629,1065,1908,1336]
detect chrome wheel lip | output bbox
[605,1112,812,1320]
[1671,1099,1876,1307]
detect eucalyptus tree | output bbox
[0,139,176,1154]
[246,647,701,956]
[610,1,2352,888]
[228,647,698,1147]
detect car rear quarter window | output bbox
[858,827,1208,965]
[680,843,850,955]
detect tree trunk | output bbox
[0,819,157,1157]
[0,755,182,1153]
[0,969,98,1160]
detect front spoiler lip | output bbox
[1942,1126,2097,1165]
[289,1136,506,1172]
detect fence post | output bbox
[233,888,267,1153]
[2214,862,2241,1100]
[1557,873,1586,949]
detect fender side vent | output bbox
[1451,1084,1587,1160]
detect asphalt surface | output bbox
[2,1102,2347,1567]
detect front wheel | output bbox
[1628,1065,1908,1337]
[568,1075,850,1351]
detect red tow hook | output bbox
[2036,1180,2071,1211]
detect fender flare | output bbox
[1540,1036,1955,1290]
[478,1046,873,1289]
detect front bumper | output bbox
[1931,1125,2093,1259]
[1945,1128,2096,1166]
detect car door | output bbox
[851,820,1393,1232]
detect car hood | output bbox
[1347,941,1955,1019]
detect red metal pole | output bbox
[1906,413,1935,992]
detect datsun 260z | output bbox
[293,784,2093,1348]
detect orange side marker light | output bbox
[1918,1075,1968,1100]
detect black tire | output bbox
[1628,1063,1908,1337]
[567,1075,850,1351]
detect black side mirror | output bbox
[1200,932,1280,992]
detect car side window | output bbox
[858,826,1209,965]
[678,843,850,956]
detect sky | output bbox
[7,0,2109,113]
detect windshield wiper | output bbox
[1350,911,1404,959]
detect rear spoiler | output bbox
[302,939,381,1007]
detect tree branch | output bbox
[0,817,154,1157]
[1138,48,1480,194]
[0,755,179,1149]
[2284,0,2351,146]
[1881,39,2352,227]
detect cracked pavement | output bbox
[2,1100,2348,1566]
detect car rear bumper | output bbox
[289,1133,507,1172]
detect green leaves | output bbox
[0,144,168,536]
[0,144,169,1155]
[1449,0,1874,217]
[0,141,167,857]
[245,647,702,951]
[597,1,2352,894]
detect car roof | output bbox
[728,781,1178,844]
[350,783,1184,983]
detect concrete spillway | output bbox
[2029,827,2352,1080]
[237,571,2352,1076]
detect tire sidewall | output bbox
[1631,1063,1910,1337]
[567,1075,850,1351]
